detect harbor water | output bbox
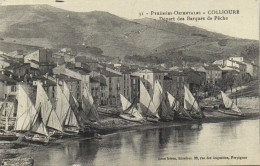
[32,119,260,166]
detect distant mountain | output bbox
[0,5,258,63]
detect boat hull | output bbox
[218,109,244,117]
[146,117,159,123]
[23,135,49,144]
[63,126,79,135]
[119,114,144,123]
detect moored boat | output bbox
[139,81,159,122]
[184,86,205,119]
[218,91,243,117]
[167,92,193,120]
[14,84,50,144]
[119,94,144,123]
[153,80,174,122]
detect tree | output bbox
[218,73,236,92]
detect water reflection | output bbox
[32,120,260,166]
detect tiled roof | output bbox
[101,70,121,77]
[70,68,90,75]
[55,74,80,82]
[204,65,221,71]
[5,63,30,70]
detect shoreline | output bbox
[95,107,259,135]
[0,108,259,163]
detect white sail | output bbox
[120,94,143,120]
[30,108,49,136]
[14,84,38,131]
[120,94,132,111]
[35,82,63,132]
[167,92,179,111]
[139,81,159,118]
[15,84,48,136]
[81,87,99,122]
[152,80,163,111]
[63,82,79,127]
[64,109,79,127]
[35,82,52,126]
[56,84,70,125]
[184,86,200,112]
[221,91,241,113]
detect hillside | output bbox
[0,5,258,63]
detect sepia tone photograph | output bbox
[0,0,259,165]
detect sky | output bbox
[0,0,259,40]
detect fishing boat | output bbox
[63,82,80,134]
[218,91,243,116]
[78,87,100,136]
[14,84,49,144]
[183,86,205,119]
[167,92,193,120]
[139,81,159,122]
[119,94,144,122]
[35,82,64,138]
[152,80,174,122]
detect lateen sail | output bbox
[63,82,79,128]
[81,87,99,123]
[184,86,201,114]
[221,91,241,113]
[56,84,70,125]
[139,81,159,118]
[152,80,163,110]
[153,81,172,119]
[120,94,143,120]
[14,84,38,131]
[35,82,63,132]
[167,92,179,111]
[30,107,48,136]
[15,84,48,136]
[167,91,192,119]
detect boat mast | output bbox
[4,104,8,131]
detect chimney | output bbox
[9,74,12,78]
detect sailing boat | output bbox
[35,82,63,138]
[167,92,193,120]
[78,87,100,137]
[81,87,99,123]
[0,94,17,141]
[62,82,80,134]
[119,94,144,122]
[153,80,174,121]
[184,86,204,119]
[218,91,243,116]
[139,81,159,122]
[14,84,49,144]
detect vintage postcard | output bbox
[0,0,259,165]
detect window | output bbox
[158,75,161,80]
[11,86,16,92]
[109,78,112,83]
[143,75,145,79]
